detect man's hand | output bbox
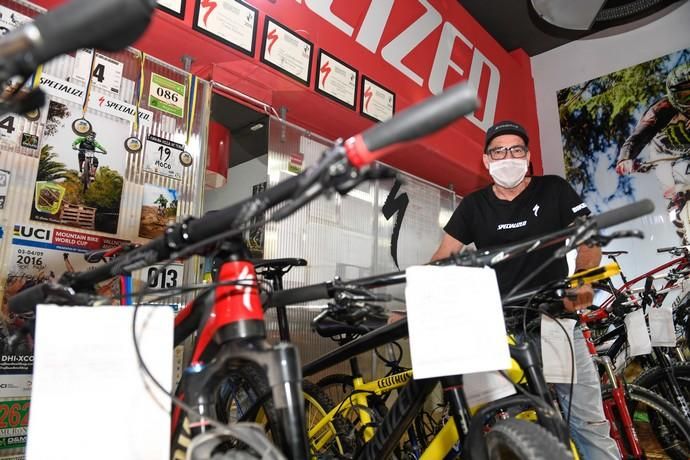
[563,284,594,312]
[615,159,635,175]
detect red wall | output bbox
[34,0,542,195]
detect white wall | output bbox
[203,155,268,212]
[531,1,690,176]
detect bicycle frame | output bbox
[303,318,569,459]
[309,369,414,449]
[171,243,309,460]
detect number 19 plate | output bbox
[143,134,186,180]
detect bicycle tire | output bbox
[485,418,573,460]
[601,383,690,460]
[171,365,284,460]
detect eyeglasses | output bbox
[486,145,528,160]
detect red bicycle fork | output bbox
[592,352,644,459]
[172,259,309,460]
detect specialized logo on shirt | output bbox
[572,203,588,213]
[497,220,527,230]
[532,204,540,217]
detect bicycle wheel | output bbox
[601,383,690,460]
[485,418,573,459]
[302,380,356,457]
[633,361,690,418]
[171,365,284,460]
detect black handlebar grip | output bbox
[31,0,155,64]
[592,199,654,229]
[360,83,479,152]
[270,283,330,307]
[656,247,676,253]
[7,284,47,314]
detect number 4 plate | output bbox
[143,134,186,180]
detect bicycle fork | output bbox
[181,258,309,460]
[595,355,644,459]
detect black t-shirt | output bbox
[443,175,590,296]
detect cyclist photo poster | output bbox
[558,47,690,269]
[28,99,127,234]
[138,184,178,239]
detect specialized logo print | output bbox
[497,221,527,231]
[98,96,105,106]
[239,266,255,312]
[266,29,279,55]
[320,60,332,87]
[200,0,217,26]
[382,179,409,269]
[572,203,588,213]
[532,204,540,217]
[364,86,373,111]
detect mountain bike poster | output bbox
[1,223,128,368]
[29,100,127,234]
[557,48,690,258]
[138,184,178,239]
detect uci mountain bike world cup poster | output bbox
[138,184,178,239]
[558,47,690,265]
[0,224,127,458]
[29,99,127,234]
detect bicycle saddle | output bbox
[313,315,387,338]
[602,250,628,257]
[252,258,307,273]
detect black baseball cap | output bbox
[485,120,529,151]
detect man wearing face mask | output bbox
[432,121,619,459]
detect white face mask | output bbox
[489,158,528,189]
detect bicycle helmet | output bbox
[667,63,690,115]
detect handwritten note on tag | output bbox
[541,316,577,384]
[464,371,516,408]
[405,266,511,379]
[27,305,174,460]
[649,306,675,347]
[625,308,652,356]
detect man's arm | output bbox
[563,243,602,312]
[72,137,84,149]
[431,233,464,262]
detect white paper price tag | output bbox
[540,316,577,384]
[405,266,511,379]
[72,49,124,95]
[649,306,675,347]
[143,135,186,180]
[28,305,173,460]
[463,371,516,408]
[625,308,652,356]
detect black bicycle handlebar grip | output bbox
[592,199,654,229]
[270,283,330,307]
[7,284,47,314]
[31,0,155,64]
[360,83,479,152]
[656,246,676,253]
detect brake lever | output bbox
[333,164,398,196]
[589,229,644,246]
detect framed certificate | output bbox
[193,0,258,56]
[157,0,185,19]
[260,17,313,86]
[360,76,396,122]
[315,50,358,110]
